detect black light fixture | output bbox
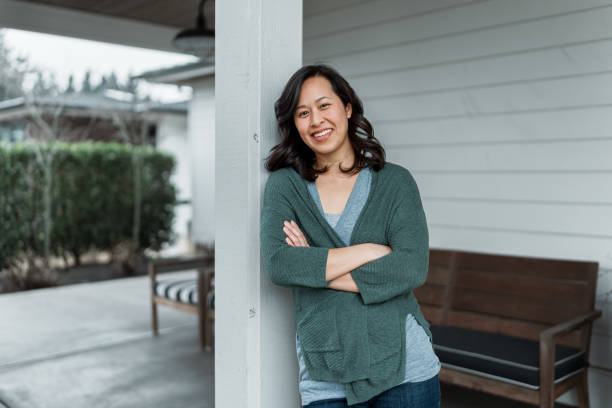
[172,0,214,55]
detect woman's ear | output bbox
[346,103,352,119]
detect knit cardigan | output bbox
[260,161,431,404]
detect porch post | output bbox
[215,0,302,407]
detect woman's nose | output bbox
[310,110,323,126]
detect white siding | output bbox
[304,0,612,406]
[155,114,192,254]
[188,77,215,247]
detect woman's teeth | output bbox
[314,129,332,138]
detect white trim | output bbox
[0,0,179,52]
[557,350,586,366]
[434,344,585,372]
[0,106,182,124]
[554,367,588,384]
[0,106,28,122]
[145,66,215,84]
[442,363,586,390]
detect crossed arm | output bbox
[281,220,391,293]
[261,170,429,303]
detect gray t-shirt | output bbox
[296,166,440,406]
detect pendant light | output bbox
[172,0,214,56]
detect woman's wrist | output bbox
[325,243,391,282]
[364,243,392,262]
[328,273,360,293]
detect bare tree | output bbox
[110,102,149,273]
[26,93,66,274]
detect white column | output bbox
[215,0,302,407]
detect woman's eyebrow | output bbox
[295,96,331,110]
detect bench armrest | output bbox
[540,310,602,342]
[539,309,602,397]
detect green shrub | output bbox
[0,141,177,268]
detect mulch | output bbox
[0,261,147,295]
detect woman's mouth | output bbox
[313,128,332,141]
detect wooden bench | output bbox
[414,249,601,408]
[148,255,215,350]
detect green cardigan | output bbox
[260,161,431,404]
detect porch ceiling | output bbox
[21,0,205,28]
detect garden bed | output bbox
[0,250,148,294]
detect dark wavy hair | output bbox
[264,64,385,181]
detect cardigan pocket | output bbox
[297,300,345,378]
[297,301,340,352]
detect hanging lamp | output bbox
[172,0,214,56]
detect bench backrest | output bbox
[414,249,599,348]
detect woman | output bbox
[260,64,441,407]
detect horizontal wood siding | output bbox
[304,0,612,404]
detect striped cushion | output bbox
[209,277,214,309]
[155,274,215,308]
[208,291,215,309]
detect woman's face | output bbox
[293,76,352,160]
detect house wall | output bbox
[155,113,192,253]
[187,77,215,247]
[304,0,612,406]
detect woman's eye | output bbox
[320,103,330,109]
[297,111,308,117]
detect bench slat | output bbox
[413,285,446,306]
[445,310,582,347]
[455,252,597,282]
[454,268,591,305]
[420,304,444,325]
[452,289,588,326]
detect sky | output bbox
[2,28,199,103]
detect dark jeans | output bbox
[304,375,441,408]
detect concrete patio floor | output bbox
[0,273,572,408]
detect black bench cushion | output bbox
[154,275,215,308]
[430,325,586,389]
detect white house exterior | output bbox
[1,0,610,407]
[187,76,215,246]
[137,61,216,247]
[154,110,193,251]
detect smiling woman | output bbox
[260,65,441,408]
[293,76,352,155]
[266,64,385,182]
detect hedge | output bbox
[0,141,177,269]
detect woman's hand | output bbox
[283,220,310,247]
